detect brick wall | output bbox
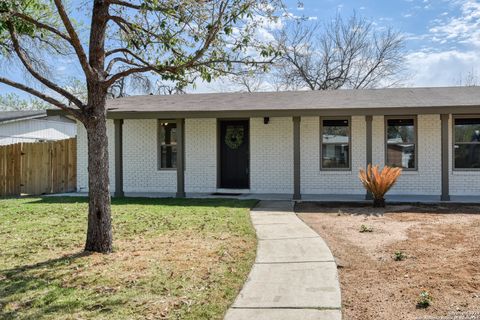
[250,117,293,194]
[449,115,480,196]
[185,118,217,193]
[75,114,475,197]
[78,118,218,193]
[301,116,366,195]
[76,120,115,192]
[372,114,442,195]
[123,120,176,193]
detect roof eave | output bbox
[47,105,480,120]
[106,105,480,119]
[0,114,47,124]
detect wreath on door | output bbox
[225,125,244,149]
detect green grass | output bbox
[0,197,258,320]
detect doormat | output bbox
[211,192,243,196]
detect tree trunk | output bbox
[373,197,386,208]
[84,98,112,253]
[83,0,111,253]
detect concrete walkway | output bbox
[224,201,342,320]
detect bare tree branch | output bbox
[8,12,72,42]
[0,76,83,119]
[105,0,177,15]
[106,0,145,10]
[456,70,480,87]
[52,0,93,78]
[106,57,144,73]
[104,1,232,86]
[230,71,266,92]
[7,23,85,108]
[105,48,151,66]
[274,14,405,90]
[105,66,166,86]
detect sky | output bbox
[278,0,480,88]
[205,0,480,91]
[1,0,480,99]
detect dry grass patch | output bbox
[297,203,480,320]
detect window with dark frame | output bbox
[158,122,177,169]
[454,117,480,169]
[321,119,350,169]
[386,118,416,169]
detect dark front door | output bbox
[220,120,249,189]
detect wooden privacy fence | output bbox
[0,138,76,197]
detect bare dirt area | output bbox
[297,203,480,320]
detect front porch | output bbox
[108,114,456,201]
[50,192,480,204]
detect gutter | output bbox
[48,105,480,119]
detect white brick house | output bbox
[67,87,480,200]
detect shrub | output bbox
[359,164,402,207]
[359,224,373,233]
[416,291,432,309]
[393,250,407,261]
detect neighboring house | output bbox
[0,111,76,145]
[50,86,480,200]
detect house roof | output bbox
[48,86,480,119]
[0,110,47,123]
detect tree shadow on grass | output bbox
[0,251,125,320]
[24,196,258,209]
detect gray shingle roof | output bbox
[105,86,480,114]
[0,110,46,123]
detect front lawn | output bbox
[0,197,257,320]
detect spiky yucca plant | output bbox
[359,165,402,207]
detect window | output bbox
[454,117,480,169]
[158,122,177,169]
[321,119,350,169]
[386,118,416,169]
